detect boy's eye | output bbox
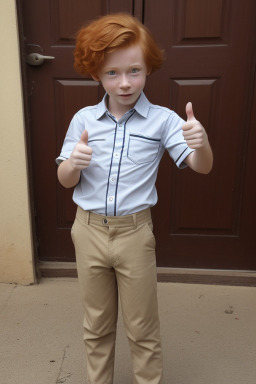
[131,68,139,73]
[107,70,116,75]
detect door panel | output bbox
[20,0,118,260]
[144,0,256,269]
[19,0,256,269]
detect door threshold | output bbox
[38,261,78,278]
[157,267,256,286]
[38,262,256,286]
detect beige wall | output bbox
[0,0,35,284]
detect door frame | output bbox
[16,0,40,281]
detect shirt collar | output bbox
[96,92,150,120]
[133,92,150,118]
[96,94,109,119]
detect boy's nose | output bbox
[120,75,130,88]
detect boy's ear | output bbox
[147,67,152,76]
[91,73,100,82]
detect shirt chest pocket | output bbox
[127,134,161,164]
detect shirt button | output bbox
[110,176,116,183]
[103,218,108,225]
[114,152,120,159]
[108,196,114,202]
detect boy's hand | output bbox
[182,102,209,149]
[69,130,93,170]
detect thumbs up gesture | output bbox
[182,102,208,149]
[69,129,93,170]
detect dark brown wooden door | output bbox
[19,0,256,270]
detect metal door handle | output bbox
[27,53,55,66]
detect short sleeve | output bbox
[162,111,194,168]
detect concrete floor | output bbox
[1,278,256,384]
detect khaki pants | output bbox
[71,207,163,384]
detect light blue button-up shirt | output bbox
[56,92,194,216]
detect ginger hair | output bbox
[74,13,164,78]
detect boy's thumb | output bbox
[186,102,196,122]
[79,129,88,145]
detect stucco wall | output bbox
[0,0,35,284]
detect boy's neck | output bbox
[106,95,136,121]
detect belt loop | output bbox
[132,213,137,230]
[86,211,90,225]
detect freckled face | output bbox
[95,44,148,118]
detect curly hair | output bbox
[74,13,164,78]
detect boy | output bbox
[56,13,213,384]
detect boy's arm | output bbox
[182,102,213,174]
[57,130,92,188]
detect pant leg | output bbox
[72,210,118,384]
[114,220,163,384]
